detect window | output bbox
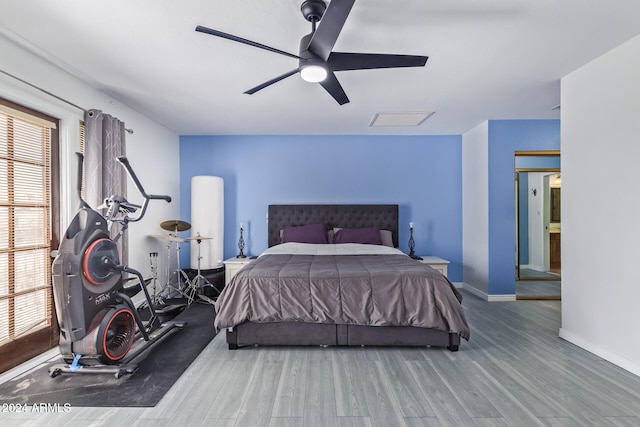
[0,98,59,374]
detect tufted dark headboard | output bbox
[268,204,399,248]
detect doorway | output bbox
[515,152,561,299]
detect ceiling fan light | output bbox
[300,64,327,82]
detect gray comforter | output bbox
[214,251,470,340]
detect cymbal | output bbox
[185,235,212,241]
[160,219,191,232]
[151,234,187,243]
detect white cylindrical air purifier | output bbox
[190,176,224,269]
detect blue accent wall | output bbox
[488,120,560,295]
[179,135,464,281]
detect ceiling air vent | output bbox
[369,111,434,127]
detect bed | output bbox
[214,204,470,351]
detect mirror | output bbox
[515,152,561,299]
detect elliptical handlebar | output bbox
[116,156,171,223]
[73,152,171,224]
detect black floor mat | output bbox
[0,300,216,407]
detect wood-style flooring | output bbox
[516,280,561,299]
[2,290,640,427]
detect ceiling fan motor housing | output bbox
[299,33,322,63]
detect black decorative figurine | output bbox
[408,222,422,260]
[237,223,246,258]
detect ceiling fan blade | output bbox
[307,0,355,61]
[328,52,428,71]
[319,71,350,105]
[244,69,300,94]
[196,25,300,59]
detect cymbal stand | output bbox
[160,233,191,299]
[158,238,176,298]
[174,239,192,294]
[160,238,172,297]
[149,251,163,306]
[184,234,220,305]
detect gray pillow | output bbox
[332,228,394,247]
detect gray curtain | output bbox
[84,109,128,264]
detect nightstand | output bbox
[417,256,450,278]
[223,257,254,285]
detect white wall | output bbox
[0,35,181,277]
[462,121,490,296]
[560,34,640,376]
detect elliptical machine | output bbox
[49,153,185,378]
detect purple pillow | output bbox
[281,223,328,244]
[334,228,383,245]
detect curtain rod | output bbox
[1,68,134,134]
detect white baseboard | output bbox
[487,294,517,302]
[559,328,640,377]
[459,283,516,302]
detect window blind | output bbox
[0,100,58,372]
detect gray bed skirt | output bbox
[226,321,460,351]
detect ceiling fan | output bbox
[195,0,428,105]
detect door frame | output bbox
[514,151,560,281]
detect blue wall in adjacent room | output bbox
[488,120,561,295]
[179,135,464,281]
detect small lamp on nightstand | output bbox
[408,222,422,260]
[237,222,246,258]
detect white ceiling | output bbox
[2,0,640,136]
